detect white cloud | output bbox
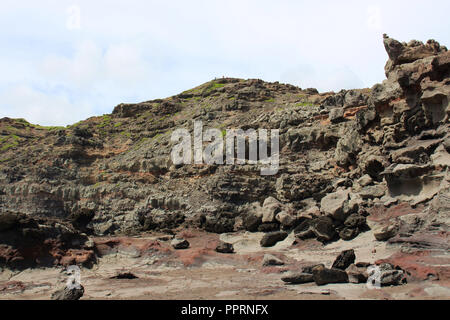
[66,5,81,31]
[367,5,382,31]
[0,1,449,125]
[0,85,90,126]
[280,65,365,93]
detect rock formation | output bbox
[0,34,448,285]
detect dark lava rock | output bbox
[171,238,190,250]
[346,264,368,283]
[215,241,234,254]
[260,231,288,247]
[51,285,85,300]
[332,249,356,270]
[301,264,325,274]
[313,266,349,286]
[281,272,314,284]
[262,254,284,266]
[110,272,139,279]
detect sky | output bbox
[0,1,449,126]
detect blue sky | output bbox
[1,0,449,126]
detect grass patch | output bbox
[295,101,316,107]
[0,134,21,152]
[97,115,112,128]
[120,131,132,138]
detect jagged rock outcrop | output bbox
[0,35,448,269]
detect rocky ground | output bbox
[0,35,449,300]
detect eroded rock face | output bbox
[171,238,190,250]
[262,254,284,266]
[0,212,95,269]
[215,241,234,254]
[51,285,84,300]
[281,272,314,284]
[0,34,448,273]
[332,249,356,270]
[312,266,349,286]
[260,231,288,247]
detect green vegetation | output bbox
[265,98,275,103]
[0,134,21,152]
[203,81,225,95]
[120,131,132,138]
[9,118,64,131]
[295,101,316,107]
[97,115,112,128]
[68,120,84,128]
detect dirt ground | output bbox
[0,229,449,300]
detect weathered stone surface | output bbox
[260,231,288,247]
[312,266,349,286]
[346,264,368,284]
[261,197,282,223]
[281,272,314,284]
[320,189,350,220]
[51,285,84,300]
[262,254,284,266]
[275,211,296,229]
[311,217,337,243]
[329,108,344,123]
[215,241,234,254]
[332,249,356,270]
[359,185,386,200]
[335,129,362,166]
[0,34,449,285]
[369,263,407,287]
[357,174,373,187]
[171,238,190,250]
[374,224,399,241]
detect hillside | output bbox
[0,35,449,300]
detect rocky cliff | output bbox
[0,35,449,271]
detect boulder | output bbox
[320,189,350,220]
[329,108,344,123]
[275,211,296,229]
[51,285,84,300]
[294,217,337,243]
[339,227,359,241]
[359,185,386,199]
[215,241,234,254]
[346,264,368,284]
[369,263,407,287]
[171,238,190,249]
[257,223,280,232]
[332,249,356,270]
[312,266,349,286]
[262,254,284,266]
[311,216,336,242]
[357,174,373,187]
[260,231,288,247]
[261,197,282,223]
[334,129,362,166]
[243,213,262,232]
[281,272,314,284]
[301,264,325,274]
[374,224,399,241]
